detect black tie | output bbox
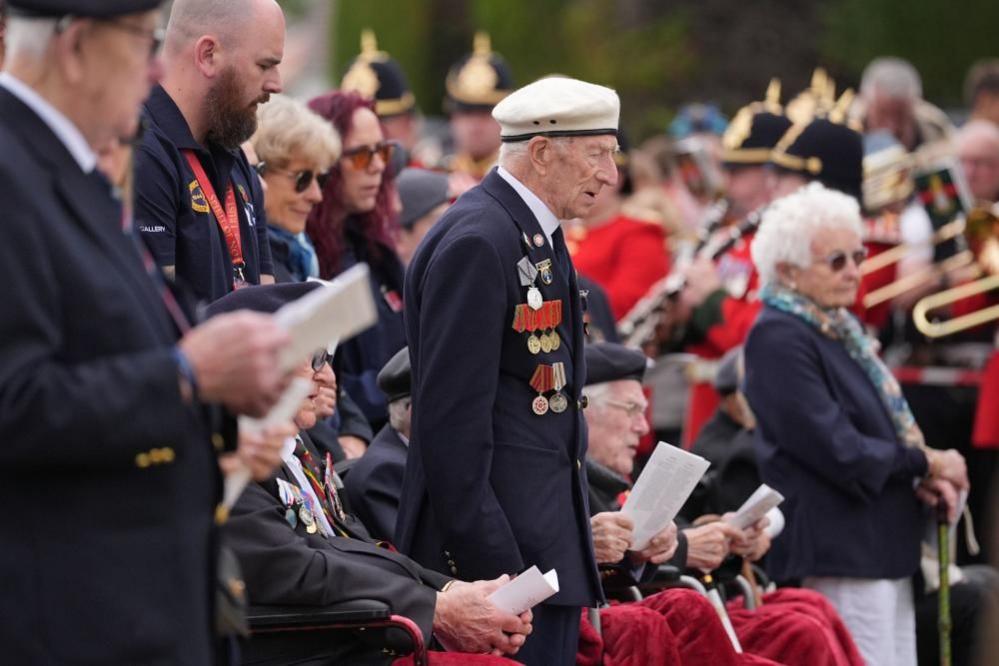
[551,226,572,282]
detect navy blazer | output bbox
[397,169,601,607]
[744,306,929,581]
[0,88,221,662]
[345,423,409,542]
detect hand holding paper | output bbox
[724,484,785,531]
[487,566,560,615]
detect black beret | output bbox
[584,342,649,386]
[770,117,863,203]
[377,346,411,403]
[8,0,162,17]
[445,32,515,112]
[397,168,449,230]
[341,31,415,119]
[205,282,320,318]
[713,346,742,395]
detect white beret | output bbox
[492,76,620,142]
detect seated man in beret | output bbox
[345,346,413,542]
[582,342,864,666]
[208,283,531,665]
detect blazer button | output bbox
[578,396,589,410]
[135,452,151,468]
[212,433,225,451]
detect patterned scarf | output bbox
[760,283,925,449]
[268,225,319,282]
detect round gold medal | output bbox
[532,394,550,416]
[551,330,561,351]
[527,334,542,355]
[540,331,553,353]
[550,392,568,413]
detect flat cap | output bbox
[584,342,649,386]
[397,168,450,230]
[8,0,162,17]
[377,347,411,403]
[493,76,619,143]
[205,282,319,317]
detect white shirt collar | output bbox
[496,166,562,249]
[0,72,97,173]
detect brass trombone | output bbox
[912,215,999,338]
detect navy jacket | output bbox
[397,169,601,607]
[135,85,272,303]
[744,306,929,581]
[345,424,408,542]
[0,87,222,663]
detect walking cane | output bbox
[936,498,952,666]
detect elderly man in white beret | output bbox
[396,76,620,664]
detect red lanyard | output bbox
[182,151,245,277]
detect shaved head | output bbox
[165,0,282,51]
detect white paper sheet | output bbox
[620,442,710,550]
[223,378,315,509]
[725,483,785,531]
[274,263,377,372]
[487,566,560,615]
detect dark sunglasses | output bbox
[311,349,334,372]
[341,141,396,170]
[255,163,329,193]
[822,248,869,272]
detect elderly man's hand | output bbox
[590,512,635,565]
[728,515,771,562]
[179,311,291,416]
[218,423,295,481]
[338,435,368,459]
[916,477,962,524]
[433,576,533,656]
[926,448,969,492]
[683,522,743,571]
[311,365,338,420]
[629,521,679,565]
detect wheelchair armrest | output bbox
[248,599,391,631]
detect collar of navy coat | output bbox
[0,87,176,345]
[480,168,587,392]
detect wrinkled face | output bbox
[785,226,864,309]
[866,92,918,151]
[292,361,320,431]
[585,380,649,478]
[78,10,163,147]
[958,138,999,202]
[725,165,777,217]
[545,135,619,220]
[450,109,502,160]
[262,156,324,234]
[338,107,387,214]
[204,12,284,149]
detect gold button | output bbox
[149,448,164,464]
[214,504,229,525]
[135,452,151,468]
[162,448,176,463]
[212,433,225,451]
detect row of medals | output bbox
[527,327,561,355]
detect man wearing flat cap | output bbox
[345,346,415,541]
[398,75,620,664]
[0,1,295,662]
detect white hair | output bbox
[751,182,863,286]
[582,381,612,406]
[860,57,923,101]
[5,16,58,60]
[497,140,529,168]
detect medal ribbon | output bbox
[182,151,245,276]
[530,364,554,394]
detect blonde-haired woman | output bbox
[250,94,341,282]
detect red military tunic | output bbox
[570,214,671,320]
[973,349,999,449]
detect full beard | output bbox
[203,67,268,150]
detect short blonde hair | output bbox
[751,182,863,286]
[251,95,341,172]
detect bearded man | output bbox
[135,0,283,302]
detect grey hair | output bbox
[497,135,573,170]
[750,182,864,287]
[582,381,612,406]
[251,94,341,172]
[387,397,411,435]
[5,16,58,59]
[860,57,923,101]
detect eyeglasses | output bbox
[255,163,329,193]
[603,399,647,419]
[820,247,869,272]
[100,20,164,59]
[311,349,334,372]
[341,141,396,170]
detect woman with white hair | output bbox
[250,94,341,283]
[743,182,969,665]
